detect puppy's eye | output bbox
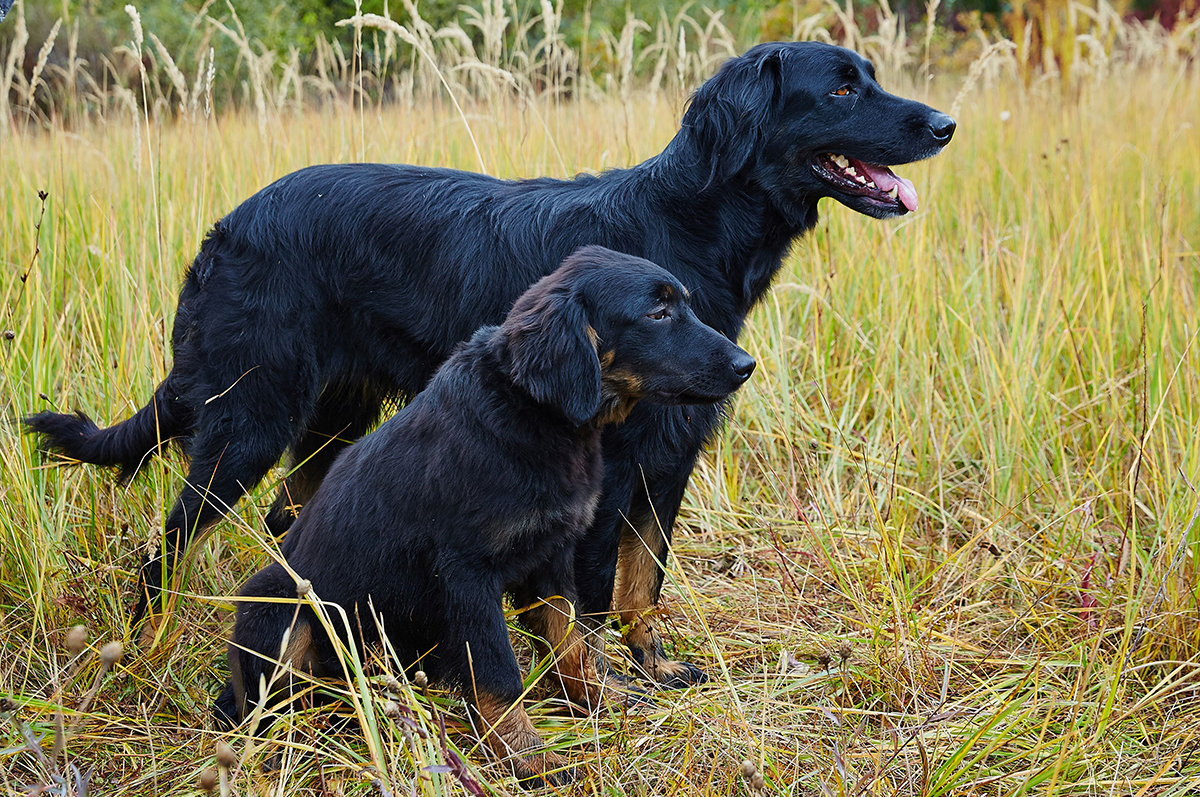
[832,86,852,96]
[646,307,669,321]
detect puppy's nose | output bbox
[928,113,956,143]
[730,351,756,383]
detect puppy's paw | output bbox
[211,681,240,730]
[514,752,578,789]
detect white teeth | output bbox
[867,180,877,188]
[854,174,866,183]
[845,165,858,176]
[887,186,899,199]
[831,154,849,169]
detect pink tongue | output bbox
[854,160,919,212]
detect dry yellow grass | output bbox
[2,5,1200,795]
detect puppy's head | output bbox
[502,246,755,426]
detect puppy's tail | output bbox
[212,680,241,730]
[25,374,191,481]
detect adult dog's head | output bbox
[502,246,756,426]
[681,41,955,222]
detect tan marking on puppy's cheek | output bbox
[585,325,600,352]
[596,366,644,425]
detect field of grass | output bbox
[3,20,1200,797]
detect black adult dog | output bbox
[27,41,954,682]
[216,248,754,786]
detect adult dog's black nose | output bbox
[928,113,956,143]
[730,351,757,383]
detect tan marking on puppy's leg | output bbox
[280,619,319,674]
[522,597,617,710]
[231,614,320,720]
[614,523,668,673]
[474,692,574,786]
[136,611,163,649]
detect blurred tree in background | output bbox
[11,0,1194,75]
[0,0,1194,125]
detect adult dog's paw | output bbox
[629,642,709,688]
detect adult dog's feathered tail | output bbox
[25,375,190,481]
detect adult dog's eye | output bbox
[832,86,852,96]
[647,307,669,321]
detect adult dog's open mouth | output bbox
[813,153,918,212]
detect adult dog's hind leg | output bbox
[264,385,387,539]
[134,399,308,635]
[614,474,709,688]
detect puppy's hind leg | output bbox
[221,564,323,736]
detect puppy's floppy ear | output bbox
[684,47,783,187]
[503,285,602,426]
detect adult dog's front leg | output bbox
[613,476,709,688]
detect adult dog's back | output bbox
[28,41,955,679]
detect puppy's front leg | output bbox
[514,552,650,712]
[447,593,576,788]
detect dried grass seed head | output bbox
[99,641,123,666]
[66,624,88,655]
[215,741,237,768]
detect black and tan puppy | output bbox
[214,246,754,785]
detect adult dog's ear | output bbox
[503,286,602,426]
[684,47,783,187]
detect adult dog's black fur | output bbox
[214,248,753,786]
[26,41,954,681]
